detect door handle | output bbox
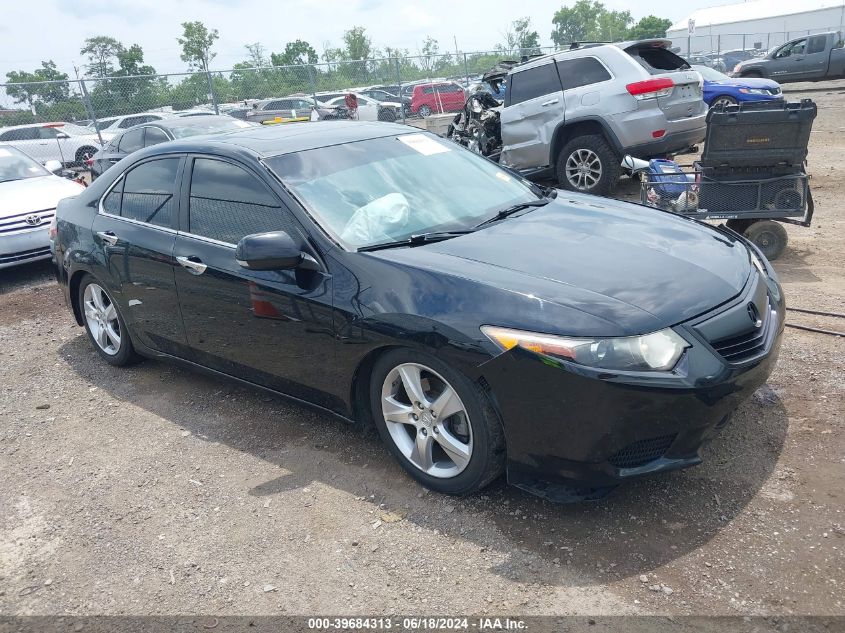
[96,230,119,246]
[541,98,559,106]
[176,255,207,275]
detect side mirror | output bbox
[44,159,63,174]
[236,231,305,271]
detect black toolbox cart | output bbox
[640,99,816,260]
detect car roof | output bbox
[1,121,72,130]
[137,121,413,159]
[137,115,240,130]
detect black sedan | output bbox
[88,115,256,179]
[54,122,784,501]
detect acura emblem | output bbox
[24,214,42,226]
[747,302,763,328]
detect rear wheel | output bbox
[556,134,620,195]
[75,146,97,166]
[742,220,788,261]
[711,95,738,109]
[78,276,139,366]
[418,105,432,118]
[370,349,504,495]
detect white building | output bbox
[667,0,845,55]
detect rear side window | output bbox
[807,35,827,54]
[508,63,561,106]
[119,158,180,228]
[118,128,144,154]
[627,47,691,74]
[188,158,293,245]
[144,127,170,146]
[556,57,612,90]
[1,128,38,141]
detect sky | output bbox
[0,0,737,90]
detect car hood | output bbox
[706,77,779,89]
[369,195,752,335]
[0,175,85,218]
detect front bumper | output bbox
[0,228,52,270]
[478,271,783,502]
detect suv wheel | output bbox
[557,134,620,195]
[418,105,432,118]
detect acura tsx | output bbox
[54,122,783,501]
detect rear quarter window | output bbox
[627,47,691,74]
[556,57,612,90]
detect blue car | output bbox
[693,65,783,108]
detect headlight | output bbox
[481,325,690,372]
[739,88,768,95]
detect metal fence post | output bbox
[308,65,318,106]
[77,78,103,146]
[464,52,469,87]
[206,70,219,114]
[395,57,405,124]
[717,34,721,57]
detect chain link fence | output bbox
[0,49,556,165]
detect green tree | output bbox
[628,16,673,40]
[5,70,39,110]
[32,61,70,104]
[271,39,319,66]
[244,42,268,67]
[551,0,632,45]
[80,36,123,78]
[419,36,440,73]
[178,21,219,71]
[513,17,542,55]
[343,26,372,61]
[115,44,155,76]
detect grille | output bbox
[0,246,51,265]
[711,300,774,363]
[608,434,677,469]
[0,209,55,235]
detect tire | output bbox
[75,146,97,166]
[369,348,505,495]
[711,95,738,109]
[743,220,788,261]
[78,275,139,366]
[726,219,754,234]
[556,134,620,195]
[418,105,432,118]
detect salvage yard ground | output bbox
[0,83,843,617]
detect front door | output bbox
[172,156,336,407]
[90,156,189,357]
[768,38,808,81]
[500,61,565,170]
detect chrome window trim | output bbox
[96,165,179,235]
[175,231,236,249]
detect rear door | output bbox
[500,61,565,169]
[797,34,830,80]
[90,156,188,356]
[625,45,705,121]
[172,156,336,404]
[0,128,48,161]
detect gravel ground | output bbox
[0,85,843,618]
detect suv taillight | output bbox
[626,78,674,100]
[49,215,58,240]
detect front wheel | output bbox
[711,95,738,109]
[418,105,432,118]
[370,349,505,495]
[79,276,139,366]
[556,134,620,195]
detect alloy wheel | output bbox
[565,148,603,190]
[712,97,737,109]
[83,283,122,356]
[381,363,473,478]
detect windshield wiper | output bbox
[357,230,475,253]
[475,197,551,228]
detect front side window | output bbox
[188,158,293,244]
[508,63,561,106]
[114,158,180,228]
[266,133,538,249]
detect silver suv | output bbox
[500,39,706,194]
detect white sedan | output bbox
[0,146,86,269]
[0,122,113,166]
[322,94,403,122]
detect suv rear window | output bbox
[626,46,691,74]
[508,63,561,106]
[556,57,612,90]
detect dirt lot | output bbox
[0,84,843,618]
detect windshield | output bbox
[693,65,729,81]
[169,118,255,138]
[266,133,539,249]
[0,147,49,183]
